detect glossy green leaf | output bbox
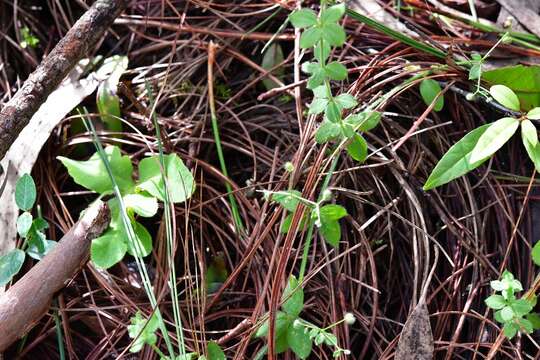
[521,119,538,147]
[319,219,341,247]
[126,220,153,257]
[287,324,313,359]
[16,212,33,238]
[91,230,128,269]
[527,107,540,120]
[490,85,520,111]
[346,133,368,162]
[300,27,323,48]
[15,174,36,211]
[58,145,134,195]
[262,43,285,91]
[483,65,540,111]
[124,193,158,217]
[500,306,514,321]
[255,311,290,338]
[281,275,304,317]
[419,79,444,112]
[207,341,226,360]
[423,124,491,190]
[469,63,481,80]
[137,154,195,203]
[485,295,506,310]
[289,9,318,28]
[315,121,341,143]
[470,117,519,163]
[268,190,302,212]
[344,111,381,132]
[319,204,347,220]
[532,241,540,266]
[0,249,25,286]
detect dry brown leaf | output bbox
[395,300,434,360]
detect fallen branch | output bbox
[0,200,110,352]
[0,0,126,160]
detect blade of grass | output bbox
[53,298,66,360]
[346,8,447,59]
[207,41,244,232]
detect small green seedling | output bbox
[288,3,380,163]
[0,174,54,286]
[424,84,540,190]
[264,189,348,247]
[19,27,39,49]
[255,276,353,358]
[484,271,540,339]
[96,55,129,132]
[128,311,225,359]
[58,145,195,269]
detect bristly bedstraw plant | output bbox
[58,145,195,269]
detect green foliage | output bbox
[128,311,160,353]
[483,65,540,110]
[19,27,39,49]
[424,86,540,190]
[96,55,128,132]
[0,174,54,286]
[419,79,444,112]
[262,43,285,91]
[266,190,348,247]
[59,145,195,269]
[485,271,539,339]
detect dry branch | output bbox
[0,201,110,352]
[0,0,126,160]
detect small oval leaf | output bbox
[420,79,444,112]
[470,117,519,163]
[490,85,520,111]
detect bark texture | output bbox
[0,201,110,352]
[0,0,126,160]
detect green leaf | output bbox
[419,79,444,112]
[268,190,302,212]
[521,119,538,147]
[325,101,341,123]
[532,241,540,266]
[262,43,285,91]
[27,227,47,253]
[286,324,313,359]
[500,306,514,321]
[27,240,56,260]
[314,42,331,63]
[307,70,326,89]
[344,112,381,132]
[315,121,341,143]
[518,318,534,334]
[321,23,346,46]
[91,230,128,269]
[17,212,33,238]
[15,174,36,211]
[320,3,346,24]
[207,341,225,360]
[124,193,158,217]
[424,124,492,190]
[126,221,153,257]
[127,311,159,353]
[485,295,506,310]
[32,217,49,231]
[469,63,481,80]
[275,333,289,354]
[490,85,520,111]
[97,55,128,132]
[346,134,368,162]
[511,299,533,317]
[255,311,290,338]
[308,98,329,114]
[334,93,357,109]
[325,62,348,81]
[526,313,540,329]
[280,213,307,234]
[483,65,540,111]
[137,154,195,203]
[319,204,347,220]
[281,275,304,317]
[58,145,134,195]
[300,27,323,48]
[527,107,540,120]
[319,219,341,247]
[0,249,25,286]
[289,9,318,28]
[470,117,519,163]
[503,322,519,339]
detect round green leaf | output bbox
[91,231,128,269]
[15,174,36,211]
[321,23,346,46]
[288,9,318,28]
[470,117,519,163]
[207,341,226,360]
[0,249,25,286]
[325,61,348,81]
[320,3,346,24]
[490,85,520,111]
[17,212,33,238]
[27,240,56,260]
[319,219,341,247]
[300,27,323,49]
[485,295,506,310]
[281,275,304,317]
[527,107,540,120]
[126,221,153,257]
[419,79,444,112]
[286,324,313,359]
[346,134,368,163]
[124,193,158,217]
[315,121,341,143]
